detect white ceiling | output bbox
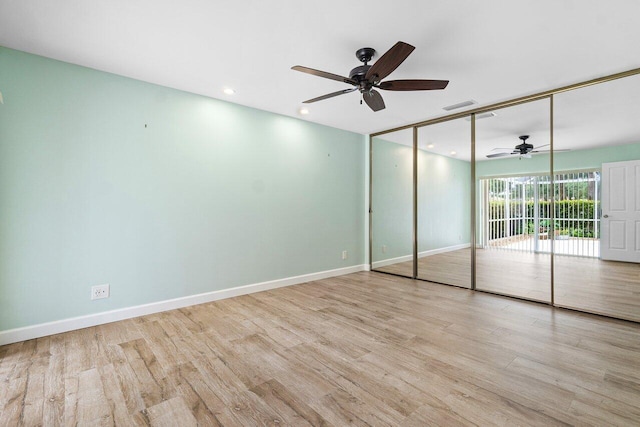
[1,0,639,158]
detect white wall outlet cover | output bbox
[91,284,110,300]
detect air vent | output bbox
[465,112,497,121]
[443,100,477,111]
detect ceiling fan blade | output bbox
[534,144,550,149]
[363,90,386,112]
[303,88,357,104]
[365,41,415,83]
[292,66,357,85]
[378,79,449,91]
[530,149,571,153]
[486,152,515,158]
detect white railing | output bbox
[482,171,600,258]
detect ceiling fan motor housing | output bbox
[352,48,376,92]
[349,65,371,82]
[517,135,532,153]
[516,142,534,154]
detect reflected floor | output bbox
[374,248,640,322]
[476,249,551,302]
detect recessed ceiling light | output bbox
[299,107,310,115]
[223,87,235,95]
[450,151,457,155]
[443,100,477,111]
[465,112,497,121]
[426,144,435,149]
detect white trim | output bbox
[418,243,471,258]
[372,243,470,269]
[0,264,367,346]
[372,254,414,269]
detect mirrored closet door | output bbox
[371,129,414,278]
[417,119,472,288]
[474,99,552,302]
[554,74,640,321]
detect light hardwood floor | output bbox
[1,271,640,425]
[377,248,640,322]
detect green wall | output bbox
[418,148,471,251]
[0,47,365,331]
[371,138,471,262]
[371,138,413,261]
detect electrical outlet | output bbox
[382,245,387,253]
[91,284,110,300]
[342,250,348,260]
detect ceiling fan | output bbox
[487,135,568,159]
[292,41,449,112]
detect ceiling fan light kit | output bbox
[292,41,449,112]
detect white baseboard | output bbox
[371,243,471,269]
[0,264,367,346]
[372,254,414,269]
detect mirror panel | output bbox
[371,129,414,278]
[416,119,471,288]
[554,74,640,321]
[475,99,552,302]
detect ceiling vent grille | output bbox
[443,99,477,111]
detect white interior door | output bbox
[601,160,640,262]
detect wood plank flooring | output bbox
[377,248,640,322]
[1,271,640,425]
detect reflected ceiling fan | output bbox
[487,135,568,159]
[292,41,449,112]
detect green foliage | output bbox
[553,200,598,220]
[488,200,600,239]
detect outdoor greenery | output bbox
[488,199,600,239]
[486,173,601,241]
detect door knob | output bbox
[603,214,609,218]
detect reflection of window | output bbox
[480,170,601,258]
